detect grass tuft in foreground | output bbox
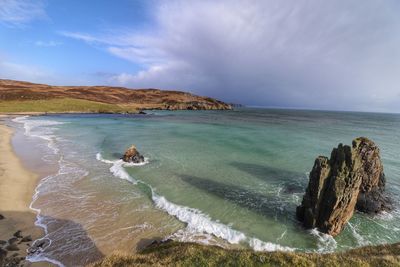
[0,98,138,114]
[90,241,400,267]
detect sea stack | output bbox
[296,137,391,236]
[122,145,145,164]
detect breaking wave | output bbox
[96,153,294,252]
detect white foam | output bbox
[110,160,137,184]
[153,191,294,251]
[310,228,337,253]
[96,152,149,166]
[152,192,246,244]
[375,210,395,220]
[27,155,89,267]
[96,153,115,164]
[97,153,294,252]
[96,153,149,184]
[347,222,370,247]
[249,237,293,252]
[12,116,65,154]
[13,116,80,267]
[27,254,65,267]
[169,228,223,247]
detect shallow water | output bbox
[11,108,400,266]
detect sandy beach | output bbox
[0,121,50,266]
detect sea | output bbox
[10,108,400,266]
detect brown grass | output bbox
[90,241,400,267]
[0,79,231,110]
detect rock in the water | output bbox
[0,214,4,220]
[7,238,18,245]
[0,248,7,266]
[20,235,32,243]
[122,145,145,163]
[28,238,50,256]
[3,256,24,266]
[5,244,19,251]
[0,247,7,259]
[353,137,391,213]
[13,231,22,238]
[296,137,390,236]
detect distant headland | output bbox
[0,79,232,114]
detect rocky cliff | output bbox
[296,137,391,236]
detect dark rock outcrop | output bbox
[20,235,32,243]
[13,230,23,238]
[5,244,19,251]
[0,230,35,266]
[28,238,50,256]
[353,138,391,213]
[0,248,7,264]
[122,145,145,164]
[296,137,390,236]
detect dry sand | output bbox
[0,122,53,266]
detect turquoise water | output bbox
[12,108,400,266]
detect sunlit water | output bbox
[11,108,400,266]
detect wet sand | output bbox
[0,121,52,266]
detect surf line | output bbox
[96,152,294,252]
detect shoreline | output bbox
[2,113,400,266]
[0,120,53,266]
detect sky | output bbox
[0,0,400,112]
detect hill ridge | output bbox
[0,79,231,111]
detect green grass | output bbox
[0,98,138,113]
[90,241,400,267]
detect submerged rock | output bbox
[5,244,19,251]
[0,248,7,266]
[28,239,50,256]
[296,137,391,236]
[122,145,145,163]
[7,238,18,245]
[20,235,32,243]
[13,230,22,238]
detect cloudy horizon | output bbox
[1,0,400,112]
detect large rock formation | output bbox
[122,145,145,164]
[296,137,391,236]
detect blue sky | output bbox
[1,0,400,112]
[0,0,153,85]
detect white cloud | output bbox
[58,31,105,44]
[0,59,49,82]
[0,0,47,26]
[62,0,400,112]
[34,40,62,47]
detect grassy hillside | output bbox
[0,79,232,111]
[91,241,400,267]
[0,98,138,114]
